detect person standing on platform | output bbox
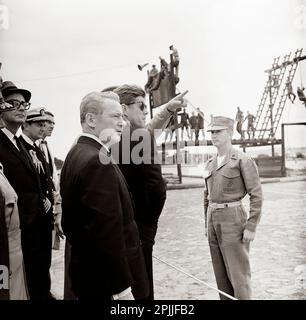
[244,111,255,139]
[178,108,190,140]
[196,108,205,140]
[235,107,244,139]
[189,111,197,141]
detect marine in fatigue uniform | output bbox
[203,116,263,300]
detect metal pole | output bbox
[0,62,4,105]
[264,54,306,73]
[149,92,153,119]
[269,73,275,157]
[170,53,182,183]
[175,115,182,183]
[281,124,286,176]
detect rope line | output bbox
[153,255,238,300]
[14,61,141,83]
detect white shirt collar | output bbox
[1,127,16,142]
[1,128,20,150]
[79,133,110,153]
[21,133,35,146]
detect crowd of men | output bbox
[1,77,263,301]
[0,79,188,300]
[164,107,205,142]
[0,80,61,299]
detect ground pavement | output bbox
[50,179,306,300]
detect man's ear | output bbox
[228,128,234,138]
[121,104,127,112]
[85,113,96,128]
[121,104,129,120]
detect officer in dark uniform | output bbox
[19,107,55,299]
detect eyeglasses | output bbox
[126,101,148,111]
[5,99,31,110]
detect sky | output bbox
[1,0,306,160]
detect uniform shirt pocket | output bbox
[221,168,241,193]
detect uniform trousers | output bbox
[207,205,251,300]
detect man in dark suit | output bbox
[60,91,148,300]
[112,85,187,299]
[0,81,56,299]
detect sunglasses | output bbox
[5,99,31,110]
[126,101,147,112]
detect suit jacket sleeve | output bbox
[79,157,133,293]
[138,132,166,243]
[145,105,173,138]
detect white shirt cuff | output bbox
[112,287,131,300]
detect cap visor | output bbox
[207,125,228,132]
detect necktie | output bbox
[14,136,33,165]
[13,135,20,150]
[40,140,49,163]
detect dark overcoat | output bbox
[60,136,148,299]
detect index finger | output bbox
[175,90,188,100]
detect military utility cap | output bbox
[207,116,234,131]
[26,107,48,122]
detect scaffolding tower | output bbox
[254,49,305,141]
